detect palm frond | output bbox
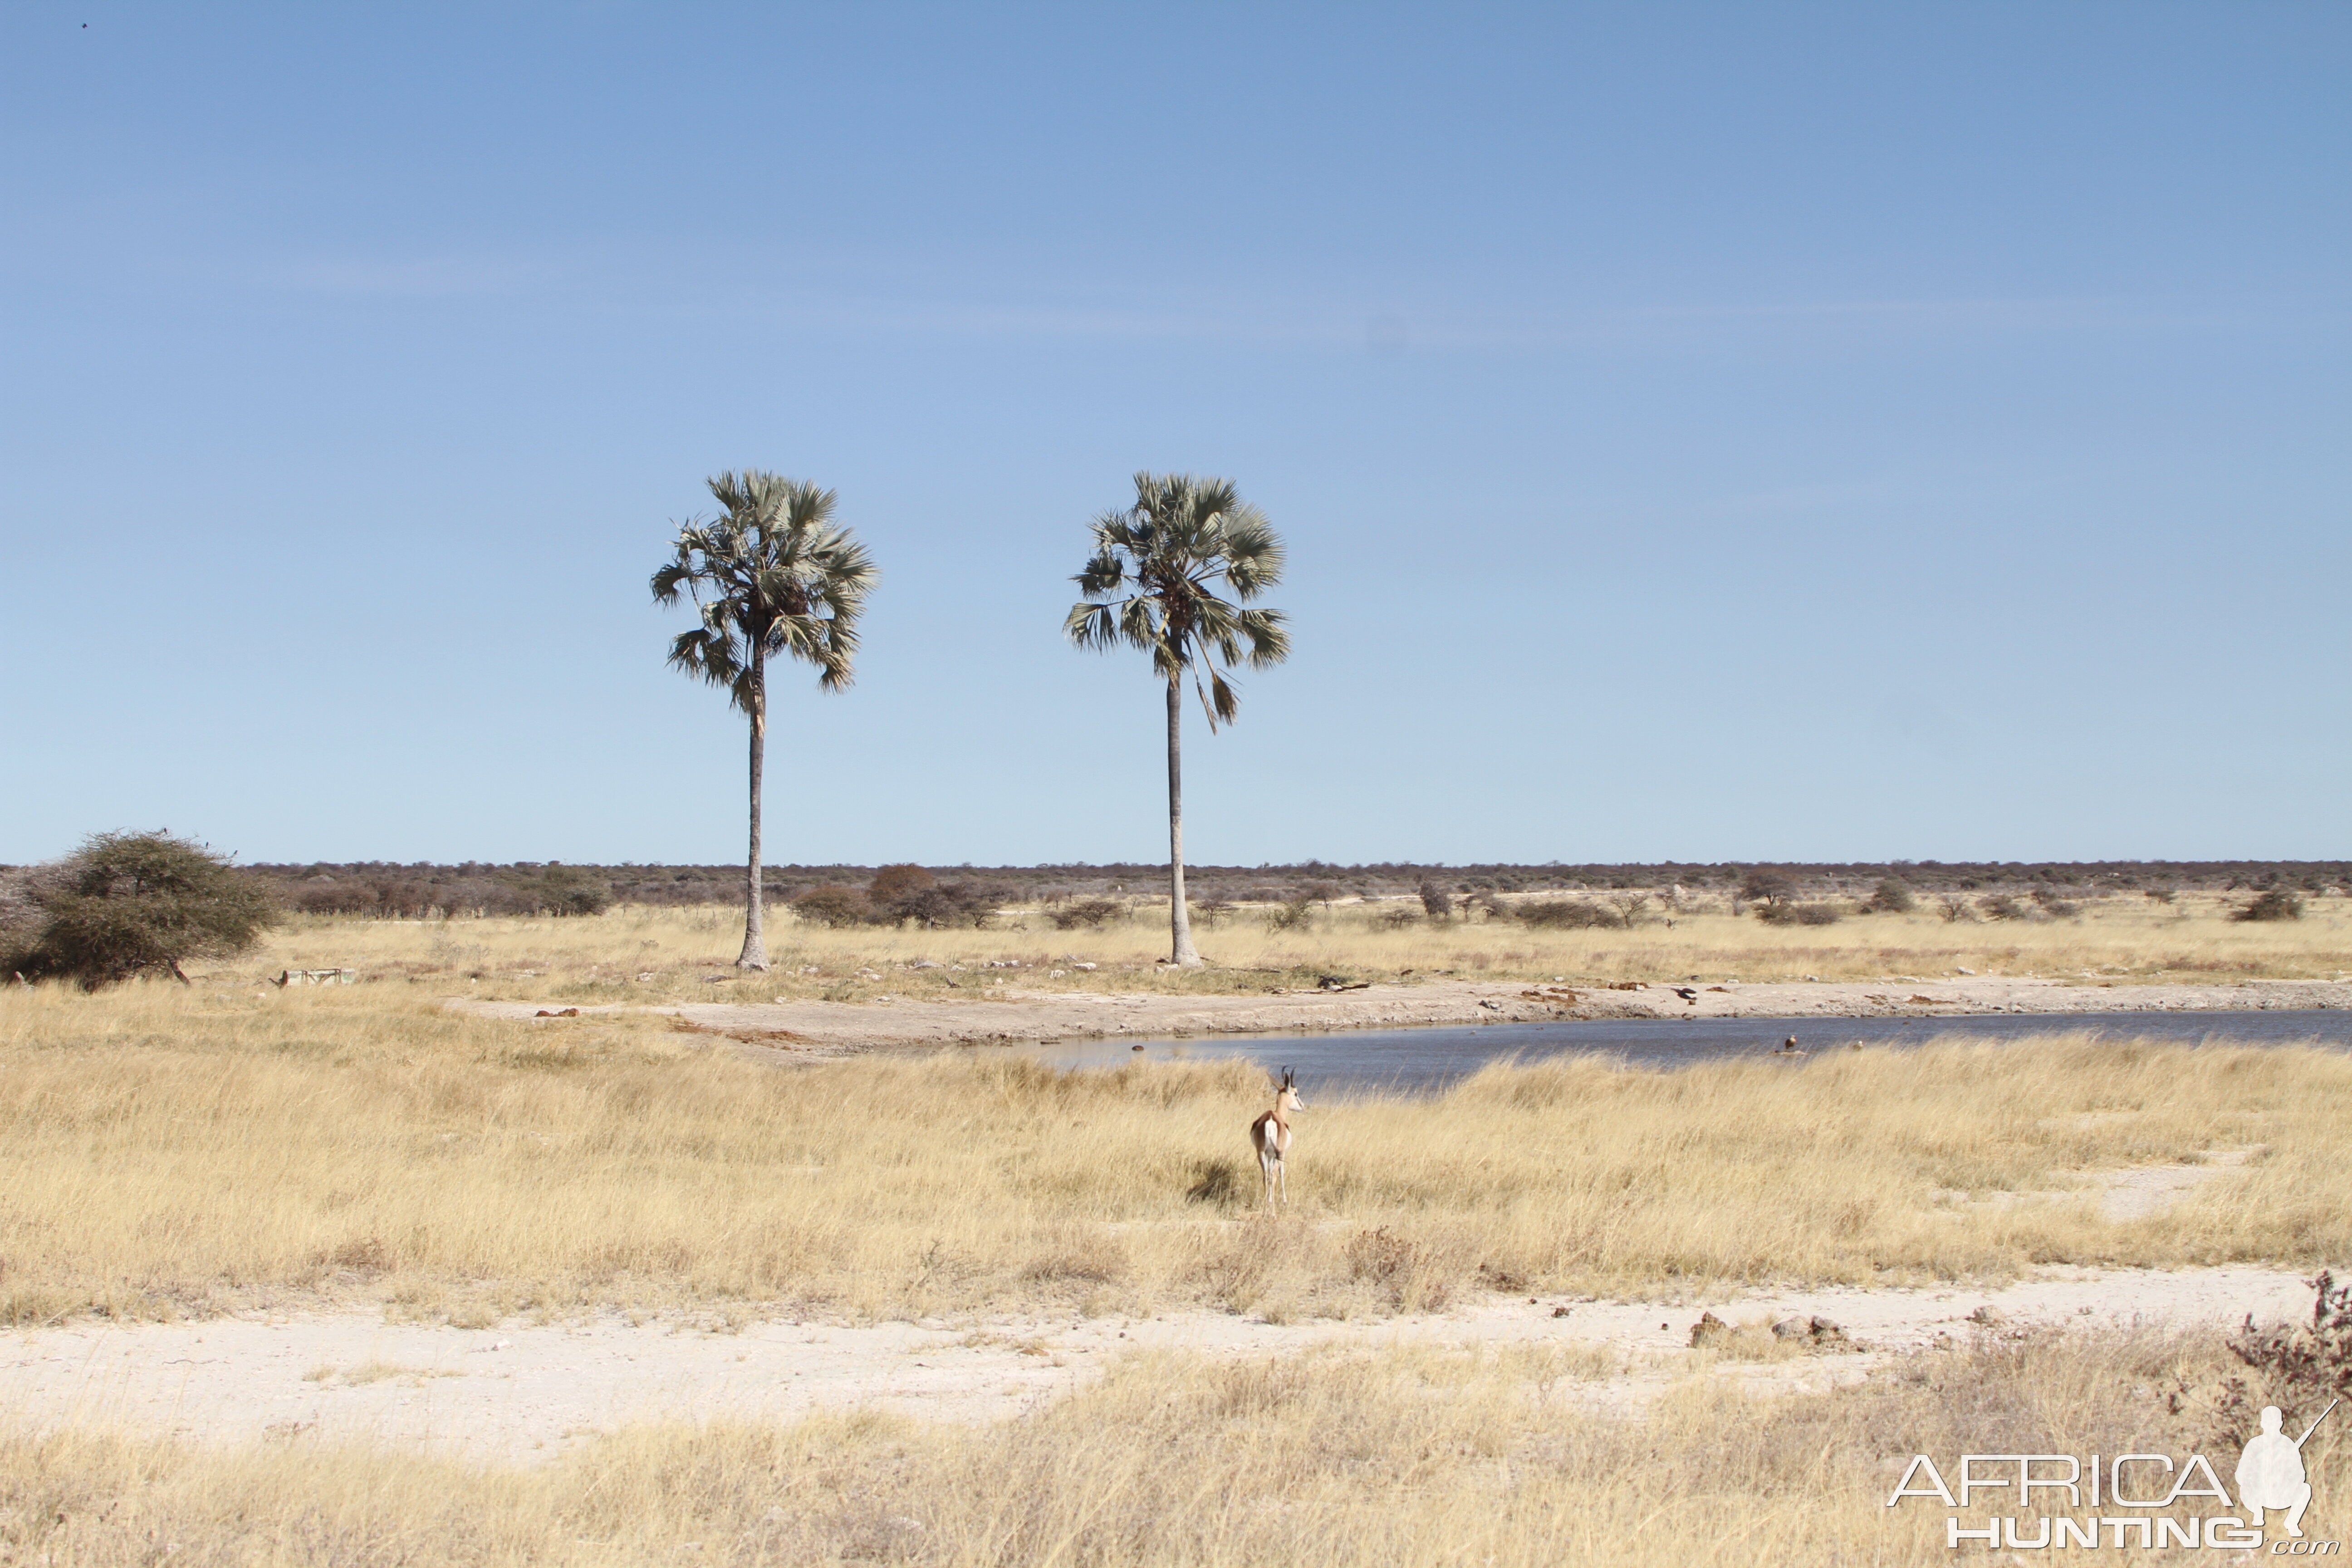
[1073,541,1127,598]
[666,627,743,693]
[1199,666,1240,729]
[1064,601,1122,650]
[1116,597,1171,662]
[766,614,827,665]
[652,470,877,706]
[1219,508,1284,599]
[1064,471,1288,713]
[1235,606,1290,668]
[649,554,694,606]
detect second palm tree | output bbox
[1065,472,1289,967]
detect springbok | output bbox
[1250,1067,1303,1209]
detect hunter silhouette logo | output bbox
[1887,1396,2339,1551]
[2240,1399,2337,1540]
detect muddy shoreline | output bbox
[454,974,2352,1055]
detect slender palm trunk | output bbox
[1166,673,1202,966]
[738,642,769,970]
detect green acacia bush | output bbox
[6,832,279,988]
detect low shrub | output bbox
[0,865,48,953]
[498,864,614,917]
[1863,877,1916,914]
[1756,901,1842,926]
[1050,898,1125,931]
[868,863,935,900]
[2229,1271,2352,1398]
[2209,1273,2352,1444]
[790,885,873,927]
[289,870,593,919]
[1345,1225,1453,1313]
[290,877,384,916]
[1264,896,1315,932]
[2236,888,2305,922]
[1977,893,2030,921]
[1515,898,1620,930]
[887,880,1017,929]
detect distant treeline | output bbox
[219,858,2352,919]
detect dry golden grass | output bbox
[207,889,2352,1010]
[4,1326,2336,1565]
[2,983,2347,1327]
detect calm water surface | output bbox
[1018,1009,2352,1097]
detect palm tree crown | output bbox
[652,471,876,705]
[1064,472,1290,721]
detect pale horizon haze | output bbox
[3,4,2345,868]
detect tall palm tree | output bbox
[653,470,877,970]
[1066,472,1289,967]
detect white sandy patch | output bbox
[0,1267,2316,1466]
[2094,1151,2255,1220]
[1933,1147,2260,1221]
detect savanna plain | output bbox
[5,894,2351,1564]
[267,885,2352,1004]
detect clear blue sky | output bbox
[3,3,2344,868]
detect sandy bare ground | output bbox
[1,1265,2316,1467]
[451,975,2352,1055]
